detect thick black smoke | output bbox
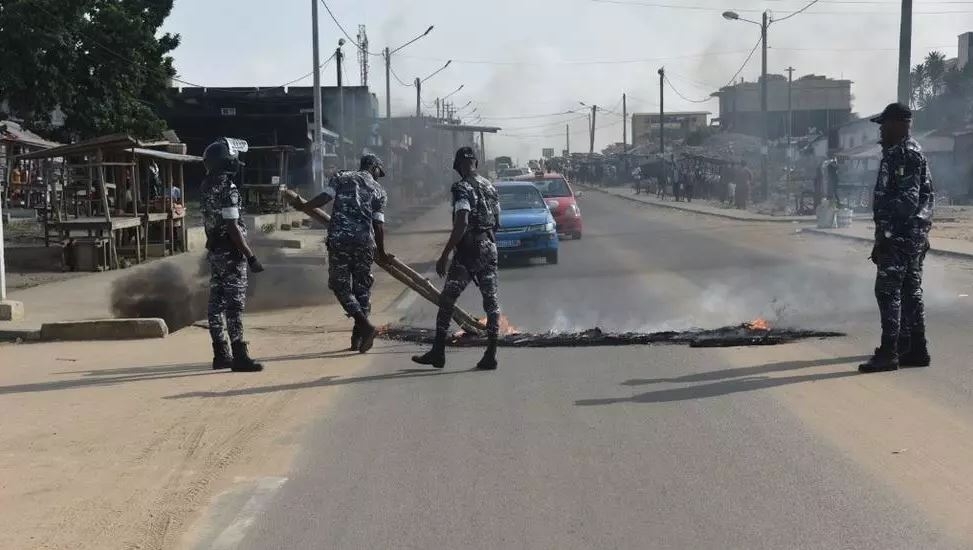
[110,246,336,332]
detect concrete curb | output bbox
[583,185,812,224]
[0,329,41,342]
[801,227,973,261]
[39,318,169,341]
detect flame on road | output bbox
[745,318,771,331]
[455,315,520,338]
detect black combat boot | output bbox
[476,337,498,371]
[212,340,233,370]
[899,334,931,367]
[859,340,899,373]
[353,312,377,354]
[412,333,446,369]
[349,324,362,352]
[230,341,264,372]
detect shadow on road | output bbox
[576,358,863,406]
[620,355,869,386]
[165,367,477,400]
[1,348,416,396]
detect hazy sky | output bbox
[163,0,973,162]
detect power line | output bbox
[724,36,763,88]
[590,0,973,14]
[397,49,754,67]
[319,0,381,57]
[389,66,414,87]
[664,75,715,104]
[478,110,582,120]
[774,0,822,22]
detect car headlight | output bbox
[545,221,556,233]
[566,204,581,217]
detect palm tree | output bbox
[925,51,947,97]
[911,63,928,108]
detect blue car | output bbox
[494,181,559,265]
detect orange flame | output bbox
[455,315,520,338]
[745,318,771,331]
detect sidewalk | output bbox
[585,185,815,223]
[0,199,446,339]
[802,224,973,260]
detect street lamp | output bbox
[723,9,770,200]
[384,25,435,119]
[415,60,452,117]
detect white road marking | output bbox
[208,476,287,550]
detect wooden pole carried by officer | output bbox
[283,188,486,335]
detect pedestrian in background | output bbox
[301,154,390,353]
[413,147,502,371]
[860,103,934,373]
[200,138,265,372]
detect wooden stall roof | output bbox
[0,121,61,149]
[16,134,199,162]
[249,145,303,153]
[17,133,137,160]
[129,147,201,163]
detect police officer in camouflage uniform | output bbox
[860,103,935,373]
[413,147,502,371]
[201,138,265,372]
[302,154,389,353]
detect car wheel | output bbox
[546,250,559,265]
[572,232,582,240]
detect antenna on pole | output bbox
[357,25,369,86]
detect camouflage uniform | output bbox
[873,137,935,349]
[325,170,387,317]
[201,173,249,344]
[437,174,502,338]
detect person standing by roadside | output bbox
[859,103,934,373]
[301,154,390,353]
[412,147,502,371]
[201,138,265,372]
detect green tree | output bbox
[924,51,948,97]
[911,63,928,108]
[0,0,179,141]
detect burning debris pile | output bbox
[382,319,843,349]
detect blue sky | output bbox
[163,0,973,161]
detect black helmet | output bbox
[359,153,386,177]
[203,138,247,175]
[453,146,477,172]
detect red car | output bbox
[516,173,583,239]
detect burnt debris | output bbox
[380,324,844,349]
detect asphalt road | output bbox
[236,190,973,549]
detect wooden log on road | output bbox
[283,189,486,334]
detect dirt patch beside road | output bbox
[0,204,449,550]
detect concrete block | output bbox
[40,318,169,341]
[0,329,41,342]
[0,300,25,321]
[252,238,304,249]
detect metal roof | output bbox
[0,121,61,149]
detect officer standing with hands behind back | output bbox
[412,147,502,371]
[860,103,935,373]
[201,138,265,373]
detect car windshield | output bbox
[532,178,572,198]
[499,168,525,178]
[498,186,546,210]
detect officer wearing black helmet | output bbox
[200,137,265,372]
[301,153,389,353]
[860,103,935,373]
[413,146,502,371]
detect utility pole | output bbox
[310,0,325,192]
[786,66,794,148]
[337,40,346,169]
[415,77,421,117]
[658,68,665,156]
[566,124,570,155]
[589,105,597,154]
[622,92,628,179]
[357,25,369,86]
[898,0,913,104]
[760,10,769,199]
[384,47,391,119]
